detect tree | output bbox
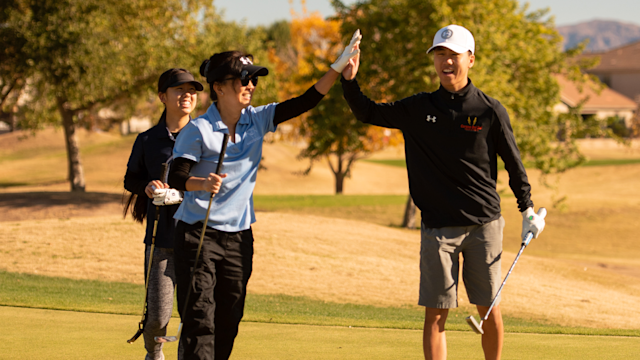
[0,0,32,132]
[1,0,277,192]
[269,5,401,193]
[332,0,596,225]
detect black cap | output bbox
[158,69,204,92]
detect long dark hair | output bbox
[200,51,253,101]
[122,112,167,223]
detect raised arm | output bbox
[273,30,361,125]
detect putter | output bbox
[155,133,230,344]
[465,207,547,335]
[127,163,169,343]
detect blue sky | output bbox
[213,0,640,27]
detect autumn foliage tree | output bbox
[269,5,401,194]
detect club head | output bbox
[127,327,144,344]
[155,335,178,343]
[465,316,484,335]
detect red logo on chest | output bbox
[461,117,482,132]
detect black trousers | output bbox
[174,221,253,360]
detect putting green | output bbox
[2,306,638,359]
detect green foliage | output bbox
[334,0,594,175]
[0,0,278,128]
[261,20,293,51]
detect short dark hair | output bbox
[200,51,254,101]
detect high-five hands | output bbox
[331,29,362,73]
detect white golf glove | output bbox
[330,29,362,73]
[152,188,183,206]
[521,207,545,239]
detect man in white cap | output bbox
[340,25,545,360]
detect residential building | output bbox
[579,40,640,104]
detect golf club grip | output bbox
[160,163,169,184]
[215,134,230,175]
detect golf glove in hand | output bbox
[152,188,183,206]
[330,29,362,73]
[521,207,545,239]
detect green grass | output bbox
[5,307,640,360]
[253,194,407,210]
[581,158,640,166]
[365,158,640,169]
[253,194,408,227]
[1,271,638,337]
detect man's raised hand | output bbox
[331,29,362,73]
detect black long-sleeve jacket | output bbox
[124,118,180,248]
[342,77,533,228]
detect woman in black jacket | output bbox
[123,68,203,360]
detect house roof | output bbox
[579,40,640,72]
[555,75,638,112]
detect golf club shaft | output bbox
[482,243,526,322]
[165,133,230,343]
[144,163,169,303]
[128,164,169,344]
[142,209,159,312]
[482,207,547,322]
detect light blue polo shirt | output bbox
[172,101,277,232]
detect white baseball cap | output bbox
[427,25,475,55]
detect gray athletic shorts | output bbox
[418,216,505,308]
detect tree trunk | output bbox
[10,105,17,132]
[335,172,344,194]
[402,194,417,229]
[335,154,344,194]
[57,96,86,192]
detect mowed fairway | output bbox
[3,306,639,360]
[1,128,640,358]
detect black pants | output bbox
[174,221,253,360]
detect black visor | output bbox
[159,71,204,92]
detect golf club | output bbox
[465,207,547,335]
[127,163,169,344]
[155,133,230,344]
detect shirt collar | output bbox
[154,115,191,140]
[437,78,475,101]
[205,102,251,131]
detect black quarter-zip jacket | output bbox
[124,118,181,248]
[342,77,533,228]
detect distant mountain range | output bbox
[557,19,640,53]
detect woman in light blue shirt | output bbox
[166,31,361,360]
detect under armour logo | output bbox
[426,115,437,123]
[239,56,253,65]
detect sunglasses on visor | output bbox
[222,76,258,87]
